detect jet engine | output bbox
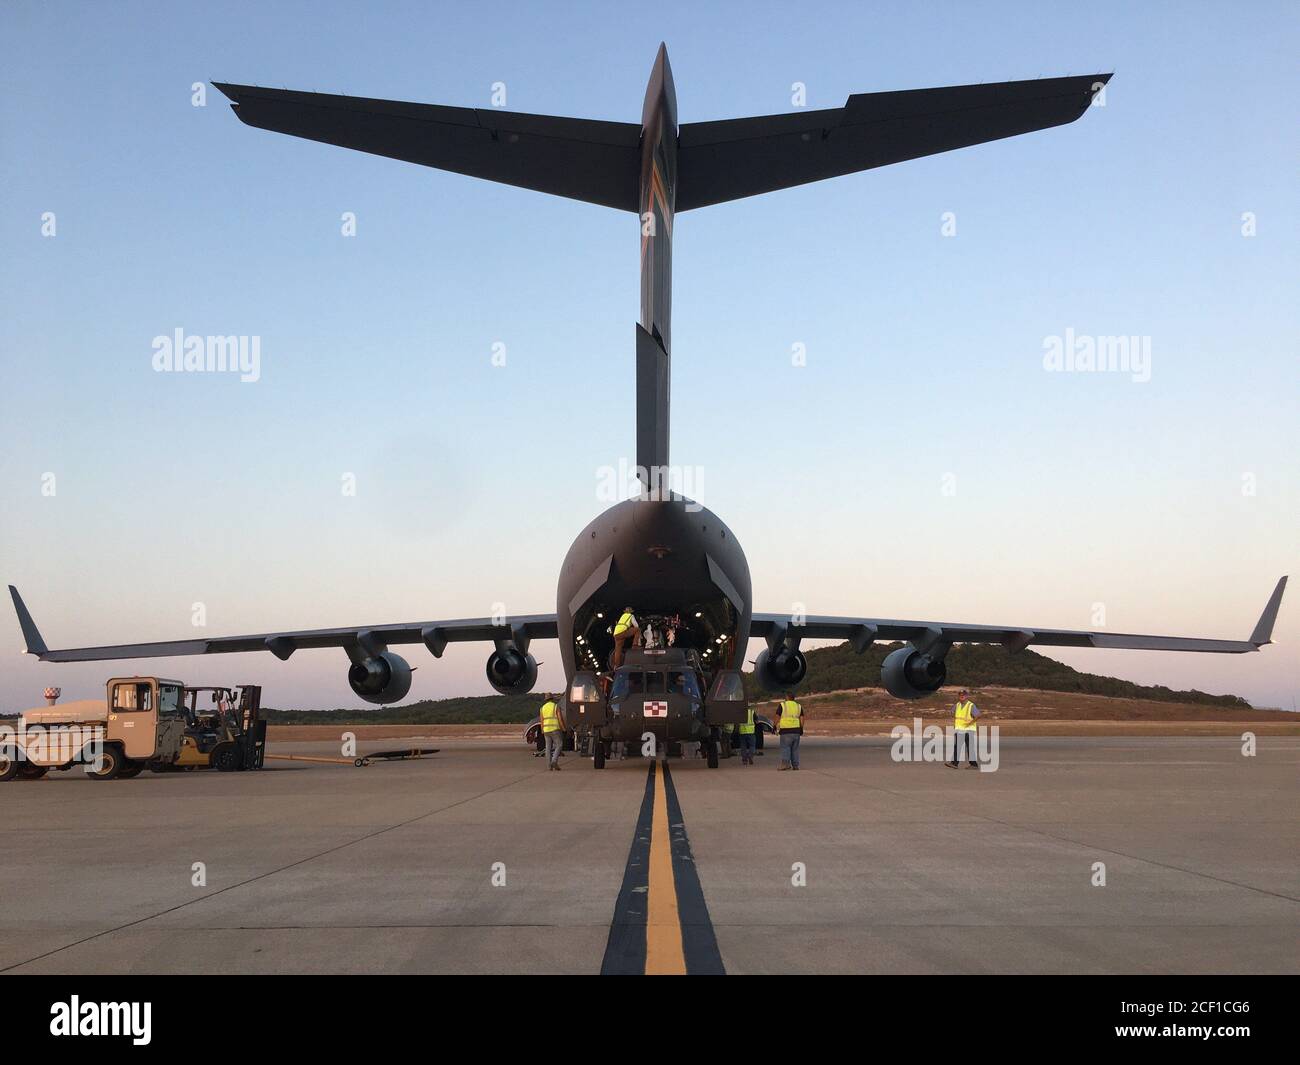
[348,651,413,704]
[754,646,807,692]
[486,647,539,696]
[881,646,947,700]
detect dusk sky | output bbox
[2,0,1295,713]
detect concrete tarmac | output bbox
[1,735,1296,974]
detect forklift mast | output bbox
[237,685,267,770]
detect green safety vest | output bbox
[738,708,755,735]
[954,700,977,732]
[540,700,562,734]
[613,611,635,637]
[778,700,802,730]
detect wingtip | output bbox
[8,585,49,657]
[1249,576,1288,647]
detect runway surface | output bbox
[1,736,1296,974]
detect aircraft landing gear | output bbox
[593,738,606,770]
[706,727,720,769]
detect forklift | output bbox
[170,684,266,772]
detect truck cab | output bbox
[2,676,186,781]
[100,676,186,776]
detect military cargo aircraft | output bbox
[9,46,1286,768]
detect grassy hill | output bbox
[254,640,1251,724]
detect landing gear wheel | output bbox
[18,764,48,780]
[86,745,123,781]
[706,728,720,769]
[593,739,606,769]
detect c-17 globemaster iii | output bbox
[9,46,1287,769]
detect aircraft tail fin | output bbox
[635,324,670,482]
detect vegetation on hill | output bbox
[744,641,1250,708]
[260,692,541,726]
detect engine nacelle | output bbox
[348,651,413,705]
[881,646,947,700]
[754,646,807,692]
[486,647,539,696]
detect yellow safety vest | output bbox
[613,611,635,637]
[738,708,755,735]
[540,700,562,734]
[954,700,977,732]
[778,699,802,730]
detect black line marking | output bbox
[661,762,725,975]
[599,763,655,975]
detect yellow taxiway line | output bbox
[644,759,687,975]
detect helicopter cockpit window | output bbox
[708,671,746,702]
[668,671,700,698]
[610,672,646,700]
[569,674,602,704]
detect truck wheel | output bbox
[18,764,49,780]
[212,745,243,772]
[593,740,606,769]
[0,750,20,782]
[117,762,144,779]
[86,745,123,781]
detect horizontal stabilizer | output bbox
[212,83,642,211]
[677,73,1110,210]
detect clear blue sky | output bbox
[2,0,1296,712]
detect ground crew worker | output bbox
[946,688,981,769]
[539,694,567,771]
[737,706,756,765]
[610,606,641,668]
[777,694,803,771]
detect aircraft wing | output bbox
[8,586,556,663]
[677,73,1111,210]
[211,82,642,211]
[750,577,1287,656]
